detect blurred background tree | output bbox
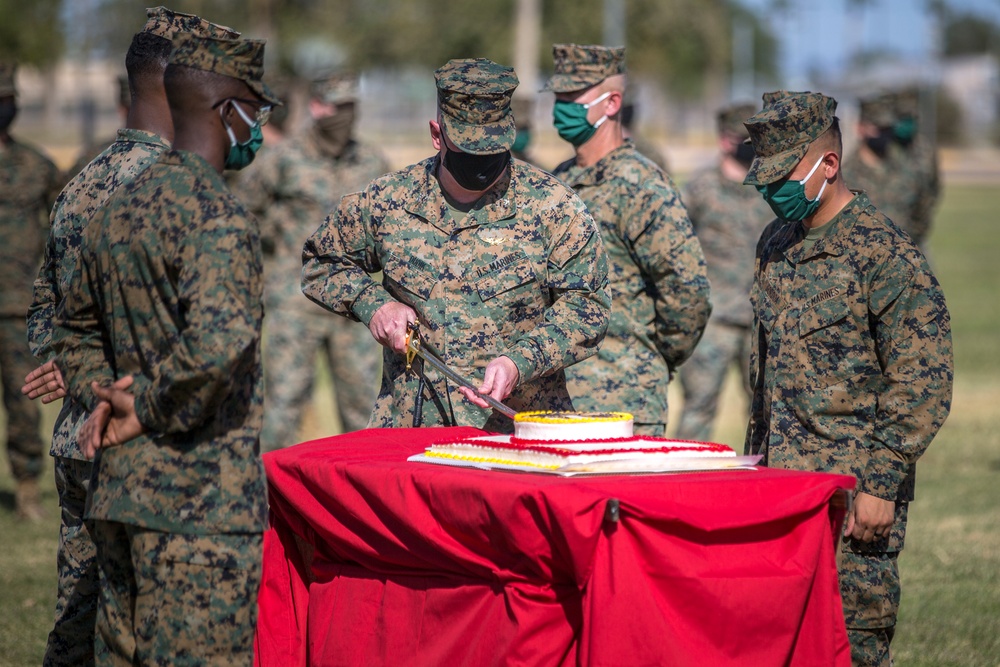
[0,0,64,67]
[37,0,778,100]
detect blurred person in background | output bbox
[67,75,131,179]
[546,43,710,436]
[509,95,537,165]
[842,89,939,252]
[620,90,669,173]
[0,60,62,522]
[677,102,773,442]
[239,70,387,448]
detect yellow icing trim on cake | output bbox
[425,451,560,470]
[514,410,633,424]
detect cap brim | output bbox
[540,74,596,94]
[743,143,809,186]
[248,79,282,106]
[441,115,515,155]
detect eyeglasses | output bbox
[213,97,273,126]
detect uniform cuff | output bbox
[859,447,909,501]
[131,373,163,433]
[352,284,396,326]
[503,345,539,386]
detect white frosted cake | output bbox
[422,411,738,472]
[513,410,634,441]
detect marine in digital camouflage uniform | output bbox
[0,61,63,520]
[890,87,940,248]
[620,92,669,173]
[302,58,611,431]
[676,102,773,442]
[743,91,953,667]
[238,70,387,447]
[25,9,239,665]
[67,76,132,180]
[53,32,279,666]
[842,90,939,251]
[545,44,710,436]
[509,95,537,165]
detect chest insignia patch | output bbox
[479,232,507,246]
[803,286,843,312]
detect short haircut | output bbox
[125,31,172,95]
[163,63,247,115]
[816,116,843,156]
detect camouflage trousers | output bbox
[91,520,262,667]
[260,305,380,451]
[676,320,752,442]
[840,550,900,667]
[0,316,43,480]
[634,423,666,437]
[44,456,97,667]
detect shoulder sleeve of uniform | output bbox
[546,190,598,270]
[302,187,391,325]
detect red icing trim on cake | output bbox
[441,436,731,457]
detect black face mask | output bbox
[733,141,756,168]
[865,128,893,159]
[442,142,510,191]
[0,100,17,131]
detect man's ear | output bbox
[429,119,442,151]
[606,90,623,118]
[219,98,235,124]
[823,150,841,179]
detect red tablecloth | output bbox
[254,427,854,667]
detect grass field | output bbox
[1,184,999,665]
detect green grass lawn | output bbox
[1,184,999,665]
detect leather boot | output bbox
[15,478,46,521]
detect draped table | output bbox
[254,427,854,667]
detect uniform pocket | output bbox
[798,296,869,386]
[384,251,437,301]
[474,255,544,339]
[475,254,539,304]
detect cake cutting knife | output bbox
[405,322,517,420]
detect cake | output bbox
[513,410,634,441]
[421,411,740,472]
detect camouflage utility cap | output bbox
[169,33,281,105]
[760,89,806,107]
[311,70,358,104]
[543,44,625,93]
[143,5,240,40]
[859,92,896,127]
[434,58,518,155]
[717,102,757,138]
[743,91,837,186]
[894,87,920,119]
[0,62,15,97]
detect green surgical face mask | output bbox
[512,128,532,154]
[893,117,916,145]
[755,155,828,222]
[223,100,264,171]
[553,91,611,146]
